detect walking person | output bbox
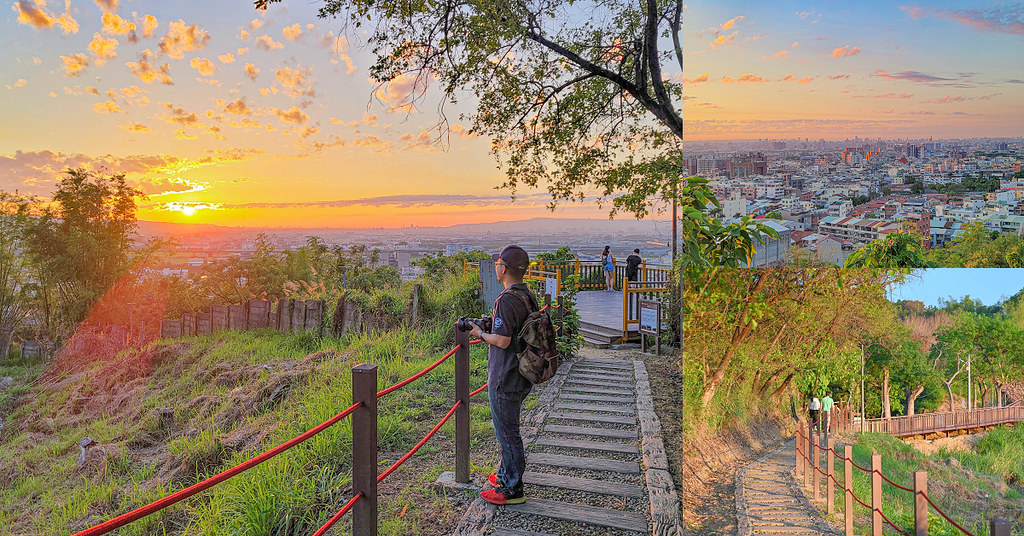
[820,392,834,434]
[809,394,821,433]
[625,248,643,282]
[468,245,536,505]
[601,245,615,291]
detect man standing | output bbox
[625,248,643,282]
[821,393,834,434]
[469,245,535,505]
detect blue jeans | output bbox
[489,385,529,491]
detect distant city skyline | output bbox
[891,268,1024,306]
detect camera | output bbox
[457,316,492,332]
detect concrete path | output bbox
[736,441,837,536]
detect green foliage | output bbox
[927,222,1024,268]
[844,232,934,268]
[0,192,37,358]
[535,246,575,262]
[554,274,583,358]
[412,249,489,281]
[765,211,783,219]
[22,169,144,330]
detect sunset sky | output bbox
[1,1,1021,228]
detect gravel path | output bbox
[735,440,838,536]
[452,355,683,536]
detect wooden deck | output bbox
[575,290,631,333]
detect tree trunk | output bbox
[700,274,768,406]
[881,369,891,419]
[769,373,796,400]
[0,329,11,361]
[905,384,925,416]
[945,381,956,412]
[755,367,786,398]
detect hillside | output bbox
[0,327,495,535]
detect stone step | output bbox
[559,393,635,404]
[505,498,649,533]
[572,372,633,382]
[563,379,636,390]
[553,403,635,415]
[528,453,640,474]
[547,411,636,425]
[561,386,634,396]
[488,529,556,536]
[534,436,639,455]
[544,424,637,440]
[578,360,633,370]
[523,470,644,498]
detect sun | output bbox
[181,205,197,216]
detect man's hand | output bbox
[469,322,484,339]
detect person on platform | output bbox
[625,248,643,282]
[601,245,615,291]
[469,245,536,505]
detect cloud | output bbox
[60,53,89,76]
[329,117,345,125]
[722,74,766,83]
[282,23,302,40]
[249,18,263,30]
[374,72,419,106]
[88,33,118,64]
[275,65,315,98]
[93,0,117,13]
[831,45,861,57]
[159,19,210,59]
[272,105,308,124]
[222,97,252,115]
[14,0,76,33]
[721,15,744,30]
[126,49,173,84]
[352,135,394,151]
[853,92,913,99]
[218,52,235,64]
[160,102,199,125]
[296,134,346,154]
[244,63,259,81]
[870,70,957,85]
[138,177,208,196]
[101,12,135,36]
[189,57,216,76]
[400,130,434,151]
[792,41,799,47]
[8,78,27,88]
[682,73,710,84]
[900,4,1024,36]
[797,77,812,84]
[924,93,1001,104]
[708,15,744,49]
[0,150,183,194]
[140,14,158,38]
[828,73,850,80]
[711,33,737,48]
[256,34,284,50]
[119,121,151,132]
[237,47,249,55]
[449,124,478,139]
[772,50,788,58]
[208,193,559,211]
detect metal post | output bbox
[804,423,811,488]
[813,432,821,500]
[455,325,470,484]
[871,453,882,536]
[827,437,835,513]
[861,344,866,434]
[844,445,854,536]
[352,364,378,536]
[990,519,1011,536]
[913,471,927,536]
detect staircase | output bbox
[579,321,624,348]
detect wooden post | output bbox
[913,471,927,536]
[804,423,811,488]
[844,445,853,536]
[544,293,552,311]
[813,432,820,500]
[411,283,421,326]
[990,519,1011,536]
[827,437,835,513]
[795,432,803,480]
[352,363,377,536]
[871,452,882,536]
[454,325,470,484]
[557,296,564,336]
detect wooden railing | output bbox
[831,404,1024,438]
[622,277,668,335]
[537,258,671,291]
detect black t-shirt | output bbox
[488,283,535,394]
[625,254,642,276]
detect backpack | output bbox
[504,287,560,384]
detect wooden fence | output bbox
[161,299,326,339]
[832,405,1024,438]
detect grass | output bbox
[812,426,1024,535]
[0,278,504,535]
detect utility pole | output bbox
[127,302,136,344]
[967,353,972,411]
[861,343,866,433]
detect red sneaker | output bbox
[488,473,499,487]
[480,486,525,505]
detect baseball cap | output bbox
[498,245,530,271]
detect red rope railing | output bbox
[794,427,976,536]
[74,340,489,536]
[311,492,364,536]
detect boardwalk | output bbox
[575,291,631,346]
[736,441,837,536]
[453,356,683,536]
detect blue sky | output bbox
[890,269,1024,306]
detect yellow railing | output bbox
[621,276,668,335]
